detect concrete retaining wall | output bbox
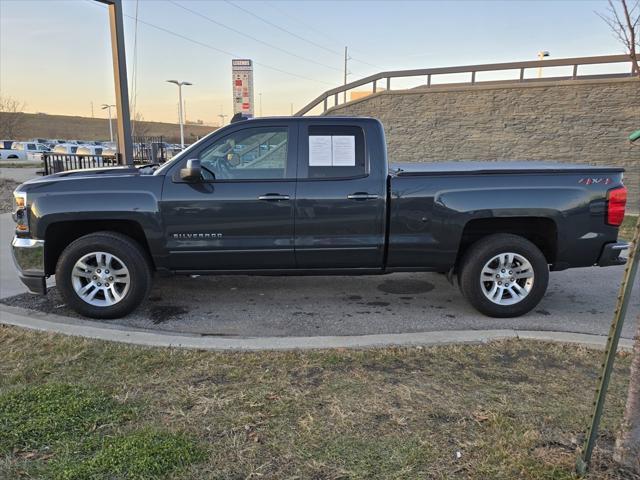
[325,77,640,212]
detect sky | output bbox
[0,0,630,125]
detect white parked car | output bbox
[8,142,49,161]
[51,144,81,155]
[0,140,19,161]
[76,145,115,157]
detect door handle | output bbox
[347,193,379,200]
[258,194,290,201]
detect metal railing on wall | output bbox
[295,54,635,116]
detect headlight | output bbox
[13,191,29,233]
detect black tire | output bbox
[56,232,152,319]
[458,234,549,318]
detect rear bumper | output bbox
[11,237,47,295]
[597,242,628,267]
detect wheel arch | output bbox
[456,217,558,270]
[44,220,154,276]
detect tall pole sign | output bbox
[232,59,254,118]
[95,0,133,166]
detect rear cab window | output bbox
[301,125,366,180]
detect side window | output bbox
[27,144,36,151]
[306,125,366,179]
[198,127,289,180]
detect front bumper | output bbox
[11,237,47,294]
[597,242,628,267]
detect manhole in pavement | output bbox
[376,279,434,295]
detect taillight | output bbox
[606,186,627,226]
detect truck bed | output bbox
[391,161,624,176]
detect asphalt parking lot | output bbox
[3,264,639,339]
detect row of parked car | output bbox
[0,138,118,162]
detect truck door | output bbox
[294,122,386,269]
[160,124,298,270]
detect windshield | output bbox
[153,128,221,176]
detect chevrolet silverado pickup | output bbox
[11,117,628,319]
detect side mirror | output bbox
[180,159,202,182]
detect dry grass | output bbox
[619,215,638,242]
[2,112,215,144]
[0,325,635,479]
[0,178,20,213]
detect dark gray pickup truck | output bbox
[11,117,628,319]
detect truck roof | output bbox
[228,116,379,124]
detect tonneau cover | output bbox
[391,161,624,176]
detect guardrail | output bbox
[295,54,635,116]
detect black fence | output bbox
[43,136,173,175]
[43,154,121,175]
[132,136,169,164]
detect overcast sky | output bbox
[0,0,629,124]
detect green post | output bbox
[576,129,640,474]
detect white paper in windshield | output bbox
[331,136,356,166]
[308,136,332,166]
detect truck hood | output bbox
[15,166,148,192]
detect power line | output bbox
[167,0,342,73]
[87,1,334,86]
[265,2,343,45]
[261,1,382,70]
[224,0,342,56]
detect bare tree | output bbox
[597,0,640,75]
[598,0,640,473]
[131,112,151,137]
[0,96,26,139]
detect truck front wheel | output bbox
[459,234,549,318]
[56,232,152,319]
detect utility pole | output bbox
[218,114,227,127]
[95,0,133,166]
[343,46,349,103]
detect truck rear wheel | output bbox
[56,232,151,319]
[458,234,548,318]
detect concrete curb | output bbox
[0,304,634,352]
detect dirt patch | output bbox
[150,305,189,324]
[0,178,20,213]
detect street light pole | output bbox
[537,50,550,79]
[101,104,115,143]
[166,80,192,149]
